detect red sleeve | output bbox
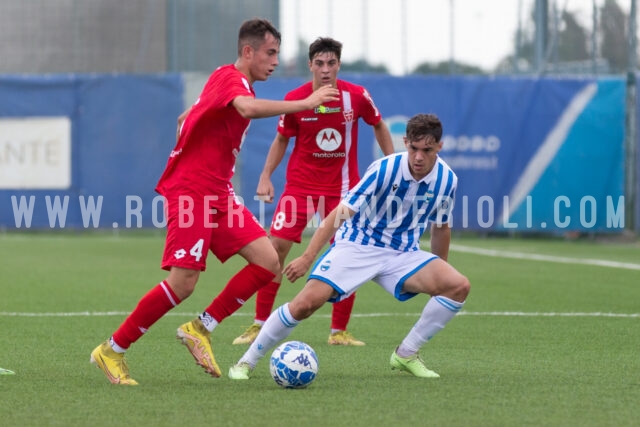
[357,87,382,126]
[201,67,254,110]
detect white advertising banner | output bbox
[0,117,71,189]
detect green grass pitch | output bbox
[0,232,639,426]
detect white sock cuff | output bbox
[433,295,464,312]
[277,303,300,328]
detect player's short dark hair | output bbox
[308,37,342,61]
[406,114,443,143]
[237,18,281,56]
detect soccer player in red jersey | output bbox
[90,19,339,385]
[232,38,394,347]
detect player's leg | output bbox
[200,235,278,328]
[380,252,470,377]
[233,236,294,344]
[323,195,364,346]
[194,205,278,327]
[230,241,380,379]
[328,294,365,345]
[229,279,335,379]
[256,236,294,320]
[91,195,208,385]
[178,203,276,378]
[398,257,469,354]
[234,192,309,344]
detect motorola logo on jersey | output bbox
[316,128,342,151]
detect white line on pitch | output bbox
[0,311,638,318]
[450,244,640,271]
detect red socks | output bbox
[331,293,356,331]
[255,280,281,322]
[255,281,358,329]
[111,281,180,349]
[203,264,275,323]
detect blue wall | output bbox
[0,74,183,229]
[0,73,634,232]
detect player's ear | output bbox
[241,43,253,59]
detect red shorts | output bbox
[269,192,341,243]
[161,194,266,271]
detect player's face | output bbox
[249,33,280,82]
[309,52,340,88]
[404,136,442,180]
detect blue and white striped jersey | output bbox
[336,152,457,252]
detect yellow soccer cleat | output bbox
[90,341,139,385]
[232,323,262,345]
[328,330,366,346]
[176,319,221,378]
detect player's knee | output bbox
[167,269,200,300]
[263,254,281,275]
[288,300,313,321]
[252,248,281,275]
[289,297,323,321]
[449,274,470,302]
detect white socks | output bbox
[396,295,464,357]
[199,312,219,332]
[240,303,300,367]
[109,337,126,354]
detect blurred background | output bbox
[0,0,633,76]
[0,0,637,236]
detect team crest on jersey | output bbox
[343,109,354,123]
[316,128,342,151]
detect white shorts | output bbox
[308,240,438,302]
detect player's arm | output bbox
[283,203,355,282]
[429,222,451,262]
[373,119,395,156]
[257,132,290,203]
[232,85,338,119]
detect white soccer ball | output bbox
[269,340,319,389]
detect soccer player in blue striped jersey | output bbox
[229,113,470,379]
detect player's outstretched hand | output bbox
[283,255,313,283]
[304,85,339,109]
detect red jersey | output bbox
[156,64,254,204]
[278,79,382,197]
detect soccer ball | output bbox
[269,341,319,389]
